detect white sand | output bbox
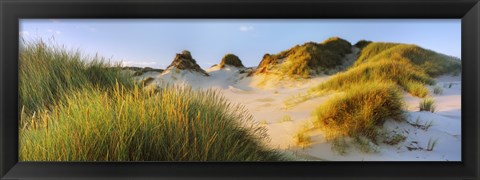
[144,59,461,161]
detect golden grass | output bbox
[19,40,134,119]
[310,59,434,96]
[19,40,284,161]
[255,37,352,78]
[278,115,293,123]
[20,83,284,161]
[312,82,404,141]
[354,42,461,77]
[419,97,436,113]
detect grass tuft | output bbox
[255,37,352,78]
[313,82,404,142]
[426,138,438,151]
[354,43,461,77]
[20,85,284,161]
[279,115,293,123]
[309,58,434,98]
[19,40,135,119]
[433,85,443,95]
[419,97,436,113]
[331,137,349,155]
[383,134,407,145]
[294,126,312,149]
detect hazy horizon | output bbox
[20,19,461,69]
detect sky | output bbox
[19,19,461,69]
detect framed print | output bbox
[1,0,479,179]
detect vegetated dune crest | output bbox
[129,37,461,161]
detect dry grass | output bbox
[279,115,293,123]
[19,40,284,161]
[419,97,436,113]
[309,58,434,98]
[255,37,352,78]
[312,82,405,142]
[354,42,461,77]
[294,130,312,148]
[433,85,443,95]
[19,40,135,126]
[20,84,283,161]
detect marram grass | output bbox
[19,40,134,119]
[313,82,405,142]
[354,42,461,77]
[285,41,460,108]
[19,40,283,161]
[309,58,435,97]
[419,97,436,113]
[20,84,283,161]
[285,58,434,108]
[284,41,459,153]
[256,37,352,78]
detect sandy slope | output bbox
[141,49,461,161]
[226,74,461,161]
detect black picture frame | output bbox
[1,0,479,179]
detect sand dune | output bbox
[141,59,461,161]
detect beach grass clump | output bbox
[294,127,312,149]
[433,85,443,95]
[19,40,283,161]
[279,115,293,123]
[419,97,436,113]
[299,42,460,104]
[284,58,433,107]
[403,81,429,98]
[426,138,439,151]
[19,40,134,118]
[354,42,401,65]
[353,40,372,49]
[259,119,269,125]
[331,137,349,155]
[20,84,283,161]
[309,59,434,98]
[383,134,407,145]
[354,43,461,77]
[255,37,352,78]
[352,136,379,153]
[312,82,404,142]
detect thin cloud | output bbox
[19,31,30,37]
[239,26,254,32]
[47,29,62,35]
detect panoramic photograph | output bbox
[18,19,461,161]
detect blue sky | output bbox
[20,19,461,69]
